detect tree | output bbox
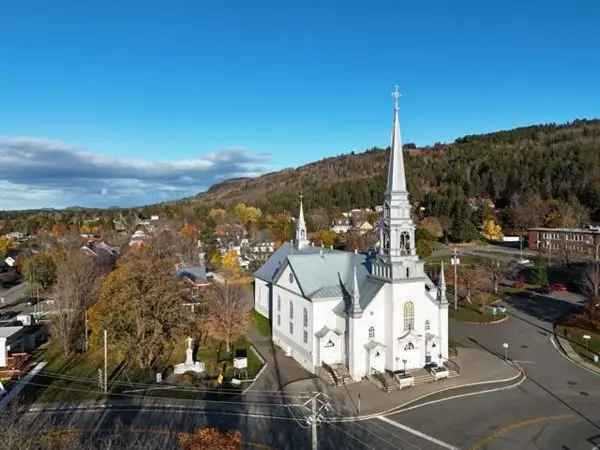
[534,258,549,287]
[206,283,250,353]
[232,203,262,224]
[481,219,503,241]
[482,259,506,295]
[221,250,241,278]
[313,229,338,248]
[0,236,15,258]
[179,428,242,450]
[22,252,57,296]
[89,249,186,369]
[180,223,198,240]
[419,217,443,239]
[459,266,488,305]
[52,250,104,356]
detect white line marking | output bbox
[377,415,459,449]
[549,335,600,377]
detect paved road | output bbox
[386,290,600,450]
[11,287,600,449]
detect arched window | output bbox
[277,295,281,312]
[368,326,375,339]
[403,301,414,331]
[425,320,430,331]
[400,231,410,255]
[404,342,414,350]
[289,301,294,319]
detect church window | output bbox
[289,272,294,283]
[289,301,294,319]
[277,315,281,326]
[368,326,375,339]
[403,301,414,331]
[425,320,430,331]
[404,342,414,351]
[277,295,281,312]
[303,330,308,344]
[400,231,410,255]
[303,308,308,327]
[289,321,294,335]
[406,268,410,278]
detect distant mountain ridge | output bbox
[189,119,600,222]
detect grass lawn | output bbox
[556,324,600,365]
[426,253,490,268]
[450,304,506,323]
[252,309,272,337]
[24,341,121,404]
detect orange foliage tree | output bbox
[179,427,242,450]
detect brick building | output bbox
[528,227,600,258]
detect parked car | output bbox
[550,283,567,292]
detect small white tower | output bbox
[295,193,310,250]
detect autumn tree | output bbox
[419,217,443,239]
[0,236,15,259]
[179,428,242,450]
[206,282,250,353]
[232,203,262,225]
[89,248,186,369]
[22,252,57,298]
[52,250,105,356]
[481,219,503,241]
[313,229,338,248]
[221,250,241,279]
[459,266,488,305]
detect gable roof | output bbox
[286,250,385,310]
[253,241,321,283]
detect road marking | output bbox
[512,360,535,364]
[468,414,576,450]
[377,415,459,450]
[549,335,600,377]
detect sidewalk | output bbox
[555,334,600,375]
[246,326,315,392]
[282,347,521,418]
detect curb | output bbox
[456,315,510,325]
[551,334,600,377]
[328,362,525,422]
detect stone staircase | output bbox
[409,367,459,386]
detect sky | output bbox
[1,1,599,210]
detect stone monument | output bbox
[174,337,205,375]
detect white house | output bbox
[254,89,448,380]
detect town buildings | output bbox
[528,227,600,259]
[254,90,448,380]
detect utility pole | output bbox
[451,248,460,311]
[311,396,318,450]
[103,329,108,393]
[84,310,88,352]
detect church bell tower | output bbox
[372,87,425,282]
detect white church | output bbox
[254,89,448,381]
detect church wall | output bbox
[388,280,446,370]
[350,288,387,378]
[271,282,315,372]
[312,298,346,369]
[254,278,270,319]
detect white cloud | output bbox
[0,137,271,210]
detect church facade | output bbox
[254,90,448,380]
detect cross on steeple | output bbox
[392,85,401,110]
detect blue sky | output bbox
[1,1,599,209]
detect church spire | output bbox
[295,192,309,250]
[439,261,448,304]
[386,85,407,193]
[349,261,362,317]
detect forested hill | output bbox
[193,119,600,222]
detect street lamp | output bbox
[402,359,407,374]
[502,342,509,361]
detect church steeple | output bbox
[439,262,447,304]
[387,85,407,193]
[295,193,309,250]
[371,87,424,282]
[349,261,362,317]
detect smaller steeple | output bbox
[349,262,362,317]
[439,261,448,304]
[295,192,309,250]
